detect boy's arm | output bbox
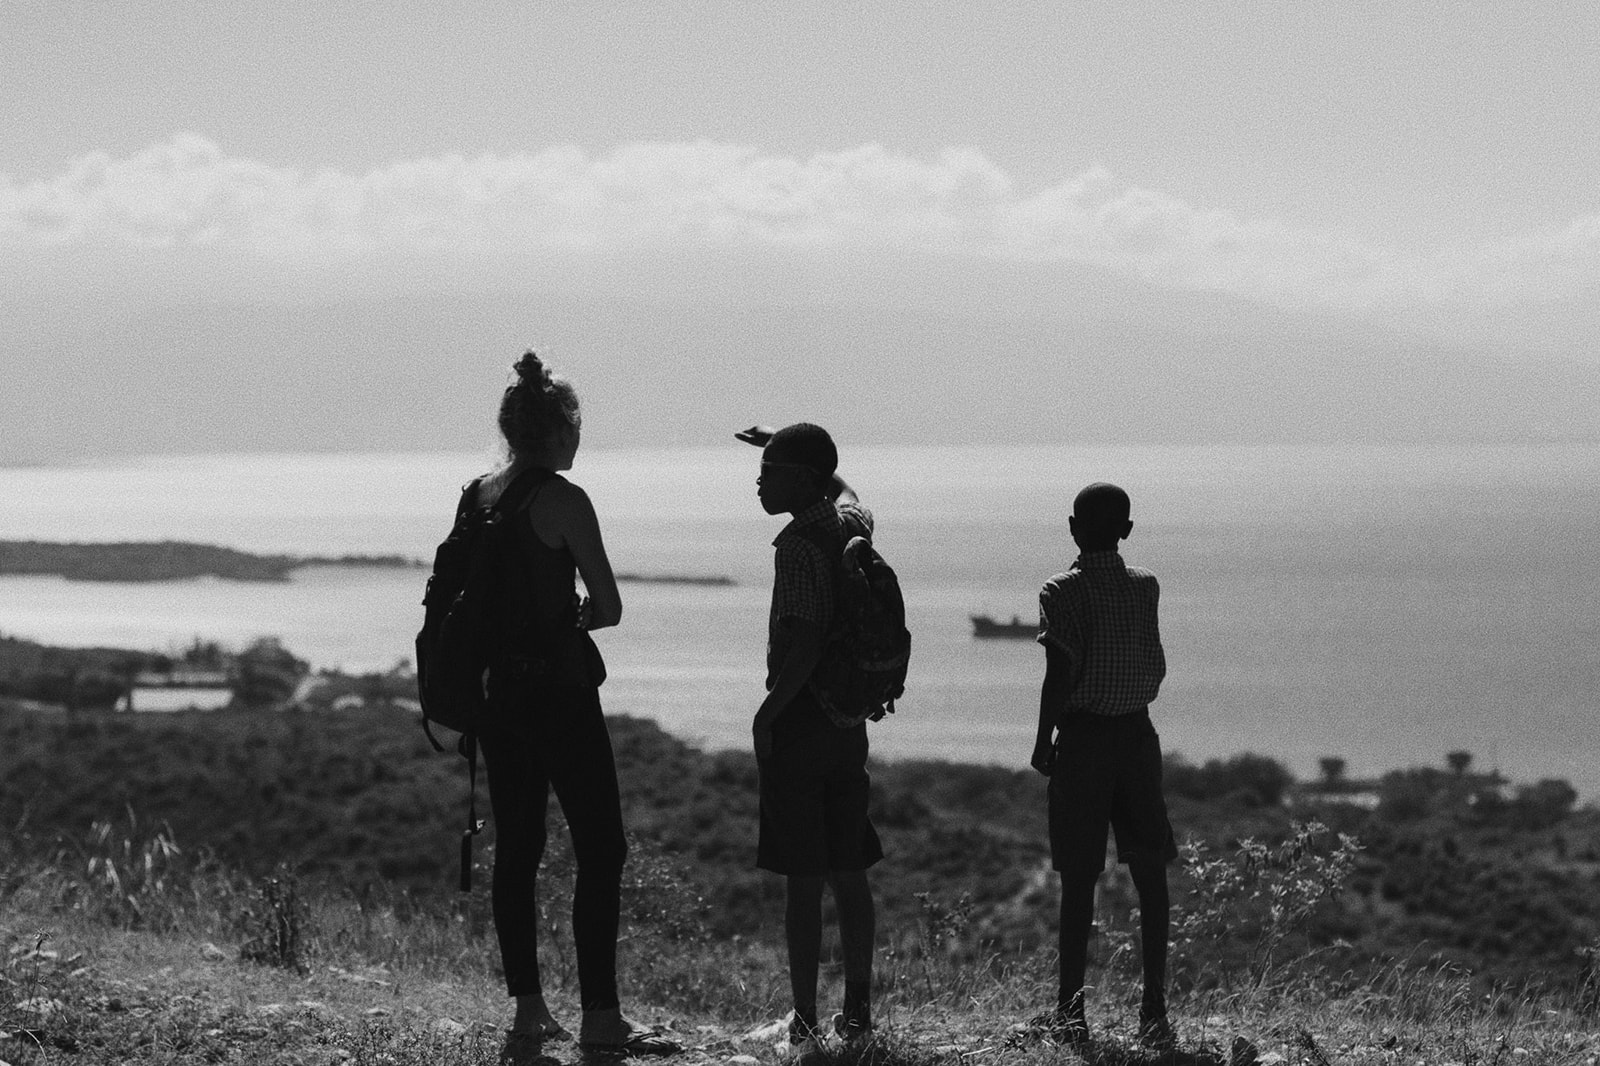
[1032,643,1074,775]
[752,618,826,760]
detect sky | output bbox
[6,1,1599,308]
[3,0,1600,461]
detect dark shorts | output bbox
[1048,710,1178,878]
[757,701,884,876]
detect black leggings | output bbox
[480,684,628,1010]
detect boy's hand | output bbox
[734,425,774,447]
[752,717,775,761]
[1031,736,1056,776]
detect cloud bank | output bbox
[4,134,1598,310]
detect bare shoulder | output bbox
[537,475,598,517]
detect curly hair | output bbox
[497,351,581,458]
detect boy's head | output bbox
[1069,482,1134,552]
[757,422,836,515]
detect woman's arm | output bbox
[545,480,623,630]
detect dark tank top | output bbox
[508,472,580,636]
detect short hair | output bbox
[763,423,837,478]
[1073,482,1131,528]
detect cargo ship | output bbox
[970,614,1034,639]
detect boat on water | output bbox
[970,614,1035,639]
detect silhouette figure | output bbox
[741,422,881,1063]
[1028,482,1176,1050]
[475,352,678,1059]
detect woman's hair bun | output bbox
[513,350,549,390]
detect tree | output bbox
[233,638,309,708]
[1318,757,1348,787]
[1512,778,1578,830]
[1446,750,1473,776]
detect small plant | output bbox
[238,866,312,973]
[51,812,189,929]
[1578,938,1600,1016]
[1175,820,1361,994]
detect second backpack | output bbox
[805,532,912,728]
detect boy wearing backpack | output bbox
[742,422,882,1062]
[1030,482,1176,1050]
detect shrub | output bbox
[1174,820,1362,994]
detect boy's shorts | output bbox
[1048,710,1178,879]
[757,702,884,876]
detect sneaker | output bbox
[787,1015,827,1065]
[832,1011,872,1047]
[788,1033,827,1065]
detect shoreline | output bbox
[0,539,735,586]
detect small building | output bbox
[118,669,234,713]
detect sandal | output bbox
[579,1023,682,1057]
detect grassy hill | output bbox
[3,707,1600,1062]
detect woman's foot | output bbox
[509,994,571,1042]
[579,1007,682,1056]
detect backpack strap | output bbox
[458,732,485,892]
[492,465,557,516]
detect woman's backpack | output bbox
[414,467,551,889]
[415,467,553,747]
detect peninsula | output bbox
[0,540,737,587]
[0,539,422,583]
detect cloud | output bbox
[4,134,1598,309]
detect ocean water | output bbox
[3,443,1598,798]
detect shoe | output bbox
[499,1029,548,1065]
[788,1033,828,1065]
[1020,1007,1088,1048]
[787,1014,828,1065]
[578,1009,682,1057]
[507,1020,571,1043]
[1138,1011,1176,1051]
[832,1011,872,1047]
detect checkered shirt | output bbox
[766,498,874,686]
[1038,550,1165,716]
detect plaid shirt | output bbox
[1038,550,1165,716]
[767,497,873,686]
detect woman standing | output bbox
[477,351,678,1058]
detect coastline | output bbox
[0,539,735,587]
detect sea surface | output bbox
[3,444,1598,798]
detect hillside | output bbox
[2,706,1598,995]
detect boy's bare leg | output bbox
[828,870,875,1030]
[1128,859,1170,1019]
[785,874,827,1030]
[1058,872,1099,1022]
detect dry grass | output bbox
[3,821,1599,1065]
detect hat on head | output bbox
[763,423,837,478]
